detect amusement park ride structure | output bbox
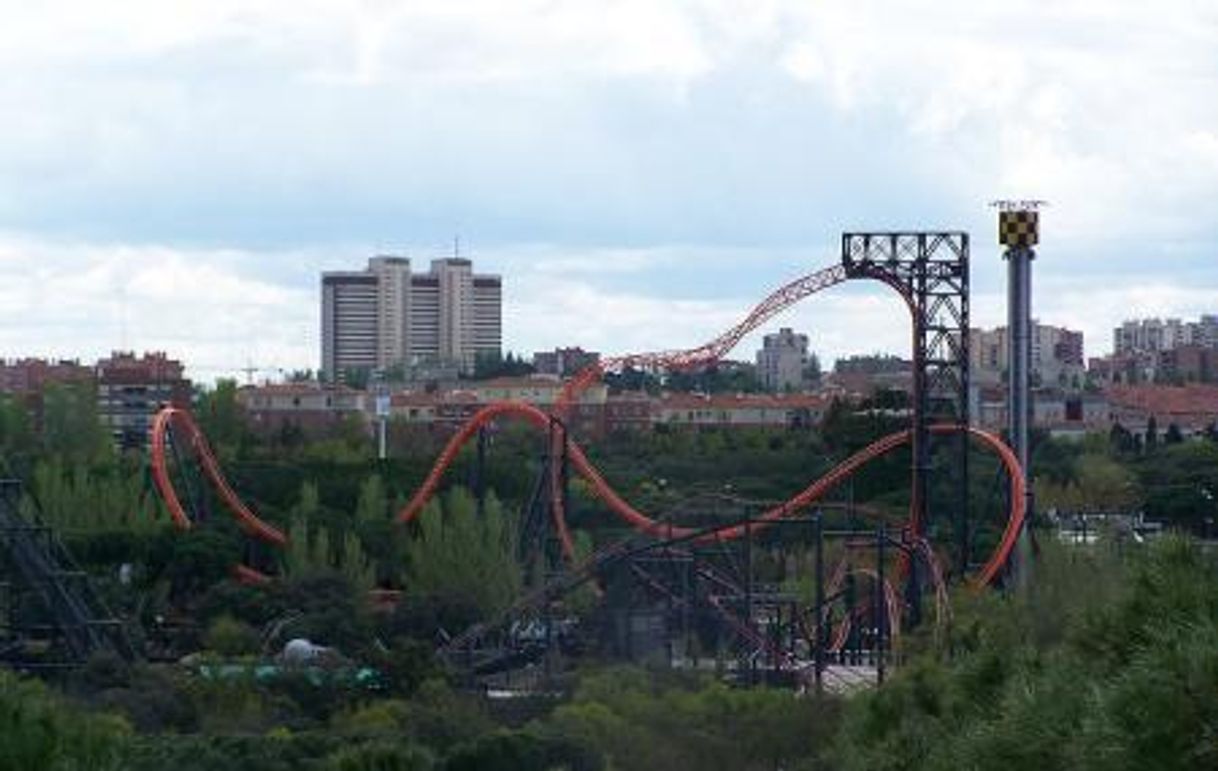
[0,225,1027,682]
[133,230,1027,688]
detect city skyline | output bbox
[0,2,1215,381]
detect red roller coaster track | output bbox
[396,262,1024,587]
[395,401,1023,587]
[149,407,287,548]
[149,262,1025,594]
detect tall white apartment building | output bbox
[756,327,810,391]
[1114,316,1218,356]
[322,256,501,379]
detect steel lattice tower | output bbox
[841,232,971,575]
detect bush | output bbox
[205,614,261,657]
[0,670,130,771]
[444,729,602,771]
[831,536,1218,771]
[327,742,435,771]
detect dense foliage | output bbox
[834,537,1218,771]
[3,379,1218,769]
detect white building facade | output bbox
[322,256,501,379]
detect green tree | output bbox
[327,742,434,771]
[0,394,33,458]
[41,381,110,463]
[0,669,129,771]
[1035,453,1141,513]
[403,488,521,623]
[355,474,388,524]
[1164,422,1184,444]
[196,379,246,453]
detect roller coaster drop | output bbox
[150,233,1025,683]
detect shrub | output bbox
[205,614,261,657]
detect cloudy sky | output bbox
[1,1,1215,381]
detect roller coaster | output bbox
[148,232,1025,687]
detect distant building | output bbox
[237,383,367,439]
[756,328,810,392]
[825,355,913,398]
[654,393,828,429]
[0,358,93,395]
[1114,315,1218,356]
[1158,345,1217,385]
[970,322,1085,389]
[96,352,192,450]
[321,255,501,379]
[472,375,607,438]
[533,347,600,377]
[973,385,1110,438]
[1107,384,1218,436]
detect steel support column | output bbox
[841,232,971,570]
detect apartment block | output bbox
[0,358,93,395]
[321,256,502,379]
[1114,315,1218,357]
[970,322,1085,389]
[533,347,601,377]
[756,327,810,392]
[96,351,192,450]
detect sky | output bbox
[1,1,1215,382]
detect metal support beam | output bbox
[842,232,970,591]
[1005,245,1035,586]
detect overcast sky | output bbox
[1,1,1215,382]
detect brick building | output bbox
[95,352,193,450]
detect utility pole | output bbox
[373,369,390,461]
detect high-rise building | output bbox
[1112,316,1218,356]
[756,327,810,392]
[321,256,501,379]
[970,322,1085,388]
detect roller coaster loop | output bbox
[149,406,287,548]
[395,399,1025,589]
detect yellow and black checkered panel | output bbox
[999,210,1038,248]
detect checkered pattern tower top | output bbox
[999,210,1038,248]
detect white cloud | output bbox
[0,232,1212,383]
[0,234,317,380]
[0,0,1213,378]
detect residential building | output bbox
[973,385,1110,438]
[604,392,653,434]
[95,352,192,450]
[824,355,913,399]
[1106,384,1218,436]
[533,347,601,377]
[321,255,502,379]
[756,328,810,392]
[1158,346,1217,385]
[1114,315,1218,358]
[654,393,828,429]
[237,383,367,439]
[970,322,1085,389]
[472,375,607,437]
[0,358,93,395]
